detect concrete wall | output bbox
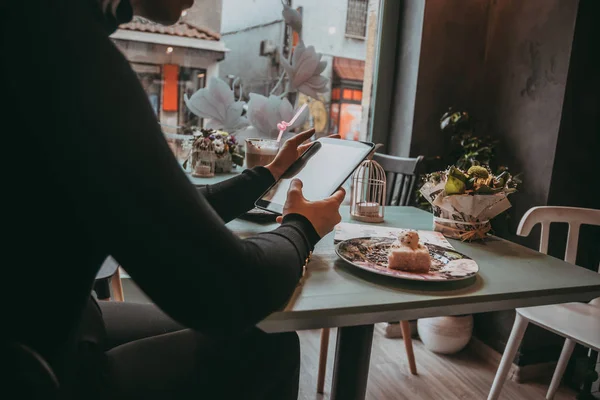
[222,0,367,60]
[221,0,282,33]
[478,0,578,247]
[473,0,595,373]
[388,0,579,243]
[219,22,284,96]
[294,0,366,60]
[386,0,591,371]
[388,0,489,158]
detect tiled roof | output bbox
[333,57,365,81]
[119,16,220,41]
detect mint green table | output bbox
[226,206,600,400]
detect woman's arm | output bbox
[196,167,275,223]
[197,129,321,223]
[21,0,319,336]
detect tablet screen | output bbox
[256,138,374,213]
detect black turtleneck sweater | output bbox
[1,0,319,381]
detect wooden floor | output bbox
[120,279,579,400]
[297,325,578,400]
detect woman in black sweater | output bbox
[1,0,344,398]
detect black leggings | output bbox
[96,301,300,400]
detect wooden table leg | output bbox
[317,328,330,394]
[400,320,417,375]
[110,267,125,302]
[331,324,374,400]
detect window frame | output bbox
[367,0,401,146]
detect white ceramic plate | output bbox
[336,237,478,282]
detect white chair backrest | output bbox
[517,206,600,265]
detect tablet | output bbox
[255,138,375,214]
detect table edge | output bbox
[258,285,600,333]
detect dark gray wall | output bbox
[547,0,600,272]
[478,0,579,248]
[548,3,600,385]
[387,0,489,158]
[469,0,581,368]
[409,0,490,159]
[386,0,596,370]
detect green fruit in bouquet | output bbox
[445,175,466,195]
[467,165,490,179]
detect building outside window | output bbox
[105,0,381,162]
[131,63,162,116]
[219,0,379,143]
[111,13,226,134]
[330,57,365,141]
[129,63,206,130]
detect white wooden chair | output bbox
[488,206,600,400]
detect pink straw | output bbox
[276,103,308,143]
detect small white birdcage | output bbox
[350,159,386,223]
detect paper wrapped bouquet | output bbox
[420,166,519,241]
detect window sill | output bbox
[345,33,366,41]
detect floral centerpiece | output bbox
[420,165,520,241]
[184,129,244,174]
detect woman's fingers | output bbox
[328,188,346,205]
[288,128,315,146]
[286,179,307,202]
[298,142,313,153]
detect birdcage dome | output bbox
[350,159,386,223]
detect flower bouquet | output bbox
[185,129,244,176]
[420,165,520,241]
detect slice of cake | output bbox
[387,231,431,273]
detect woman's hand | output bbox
[276,179,346,238]
[265,129,340,181]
